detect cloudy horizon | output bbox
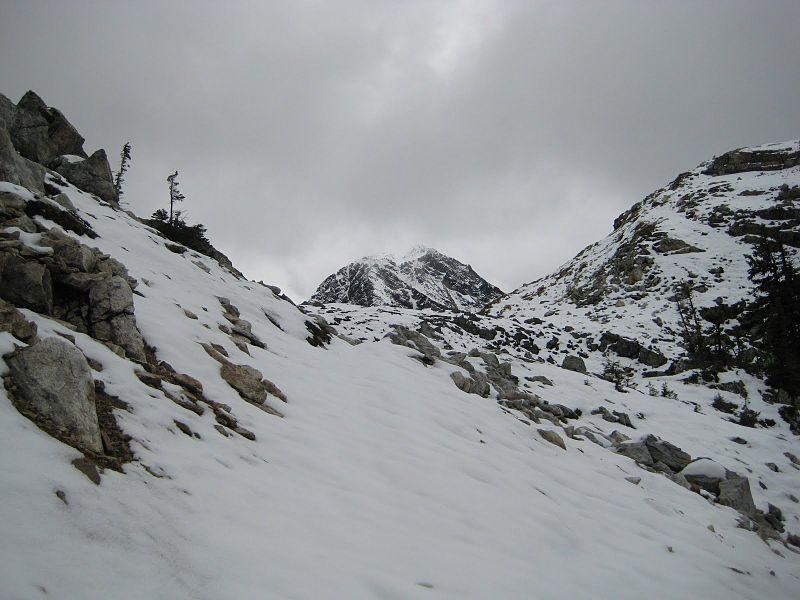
[2,0,798,301]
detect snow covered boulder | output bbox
[5,336,101,453]
[680,458,729,494]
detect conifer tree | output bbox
[166,170,185,225]
[113,142,132,199]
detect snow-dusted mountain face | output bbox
[1,91,799,599]
[489,140,800,372]
[308,245,503,312]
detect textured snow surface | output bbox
[1,144,800,599]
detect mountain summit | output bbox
[308,245,503,312]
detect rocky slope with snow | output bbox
[1,92,799,599]
[308,245,503,312]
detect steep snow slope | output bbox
[1,147,799,599]
[308,245,503,312]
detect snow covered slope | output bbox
[308,245,503,312]
[489,140,800,374]
[1,93,799,599]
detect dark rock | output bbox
[0,253,53,314]
[599,332,667,368]
[24,199,97,238]
[703,147,800,176]
[0,297,37,342]
[561,355,587,373]
[643,435,691,472]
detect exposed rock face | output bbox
[0,298,37,342]
[0,124,47,193]
[5,337,101,453]
[88,275,146,362]
[703,147,800,176]
[51,150,118,205]
[0,252,53,314]
[8,91,87,165]
[309,246,503,312]
[0,190,147,362]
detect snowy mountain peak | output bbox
[308,246,502,312]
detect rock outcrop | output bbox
[50,150,118,205]
[5,337,101,453]
[0,91,117,203]
[0,188,146,362]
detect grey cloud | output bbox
[1,0,798,300]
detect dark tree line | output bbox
[746,234,800,397]
[148,171,213,257]
[676,232,800,430]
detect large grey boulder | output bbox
[561,355,587,373]
[718,476,757,517]
[615,441,654,465]
[220,361,269,404]
[88,275,145,361]
[51,149,118,205]
[0,253,53,314]
[5,337,101,453]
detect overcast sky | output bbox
[2,1,798,301]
